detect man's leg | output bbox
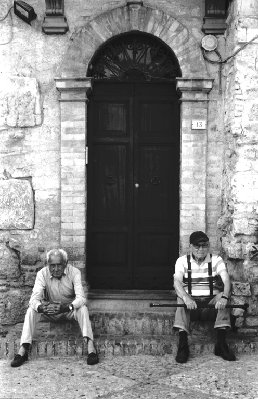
[68,305,99,365]
[173,297,190,363]
[11,307,41,367]
[208,294,236,361]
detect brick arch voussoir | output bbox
[60,5,207,77]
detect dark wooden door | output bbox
[87,82,179,289]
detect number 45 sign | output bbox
[191,120,207,130]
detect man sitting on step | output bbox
[11,248,99,367]
[173,231,236,363]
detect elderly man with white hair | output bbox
[11,248,98,367]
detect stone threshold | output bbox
[88,290,176,300]
[87,290,177,313]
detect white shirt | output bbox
[29,264,87,311]
[174,253,226,296]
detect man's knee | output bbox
[24,306,39,320]
[74,305,89,318]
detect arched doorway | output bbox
[86,31,181,289]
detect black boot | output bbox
[11,343,31,368]
[215,329,236,361]
[175,331,189,363]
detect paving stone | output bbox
[1,354,258,399]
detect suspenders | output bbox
[186,254,192,295]
[208,257,213,296]
[185,254,213,296]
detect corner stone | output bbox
[0,179,34,229]
[231,281,251,296]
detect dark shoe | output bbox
[215,342,236,361]
[176,342,189,363]
[87,351,99,365]
[11,353,28,368]
[175,331,189,363]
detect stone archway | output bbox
[56,4,213,272]
[60,4,207,78]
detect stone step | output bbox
[1,335,258,360]
[5,311,219,343]
[2,291,257,359]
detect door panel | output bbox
[92,144,128,224]
[137,146,175,224]
[140,103,176,138]
[87,82,179,289]
[96,102,128,137]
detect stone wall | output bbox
[218,0,258,331]
[0,0,257,339]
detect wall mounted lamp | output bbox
[202,0,229,34]
[14,1,37,25]
[42,0,69,34]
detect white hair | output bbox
[46,248,68,264]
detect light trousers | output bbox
[20,305,94,345]
[173,293,231,334]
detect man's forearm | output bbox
[174,278,190,301]
[220,271,232,298]
[222,279,231,298]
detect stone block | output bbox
[234,317,244,328]
[0,76,42,128]
[0,242,20,279]
[231,282,252,296]
[252,284,258,296]
[21,267,37,287]
[245,243,258,259]
[1,290,28,325]
[245,316,258,328]
[230,296,247,317]
[21,250,41,266]
[0,179,34,229]
[222,238,243,259]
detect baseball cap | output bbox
[189,231,209,246]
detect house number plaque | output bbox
[191,120,207,130]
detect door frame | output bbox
[86,80,180,289]
[55,77,213,279]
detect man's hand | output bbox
[38,303,50,314]
[38,302,61,315]
[215,297,228,310]
[183,295,197,310]
[45,303,61,315]
[38,302,70,314]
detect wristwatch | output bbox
[69,304,74,311]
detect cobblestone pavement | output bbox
[1,353,258,399]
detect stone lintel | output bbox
[176,78,214,95]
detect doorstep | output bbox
[87,289,177,312]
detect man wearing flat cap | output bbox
[173,231,235,363]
